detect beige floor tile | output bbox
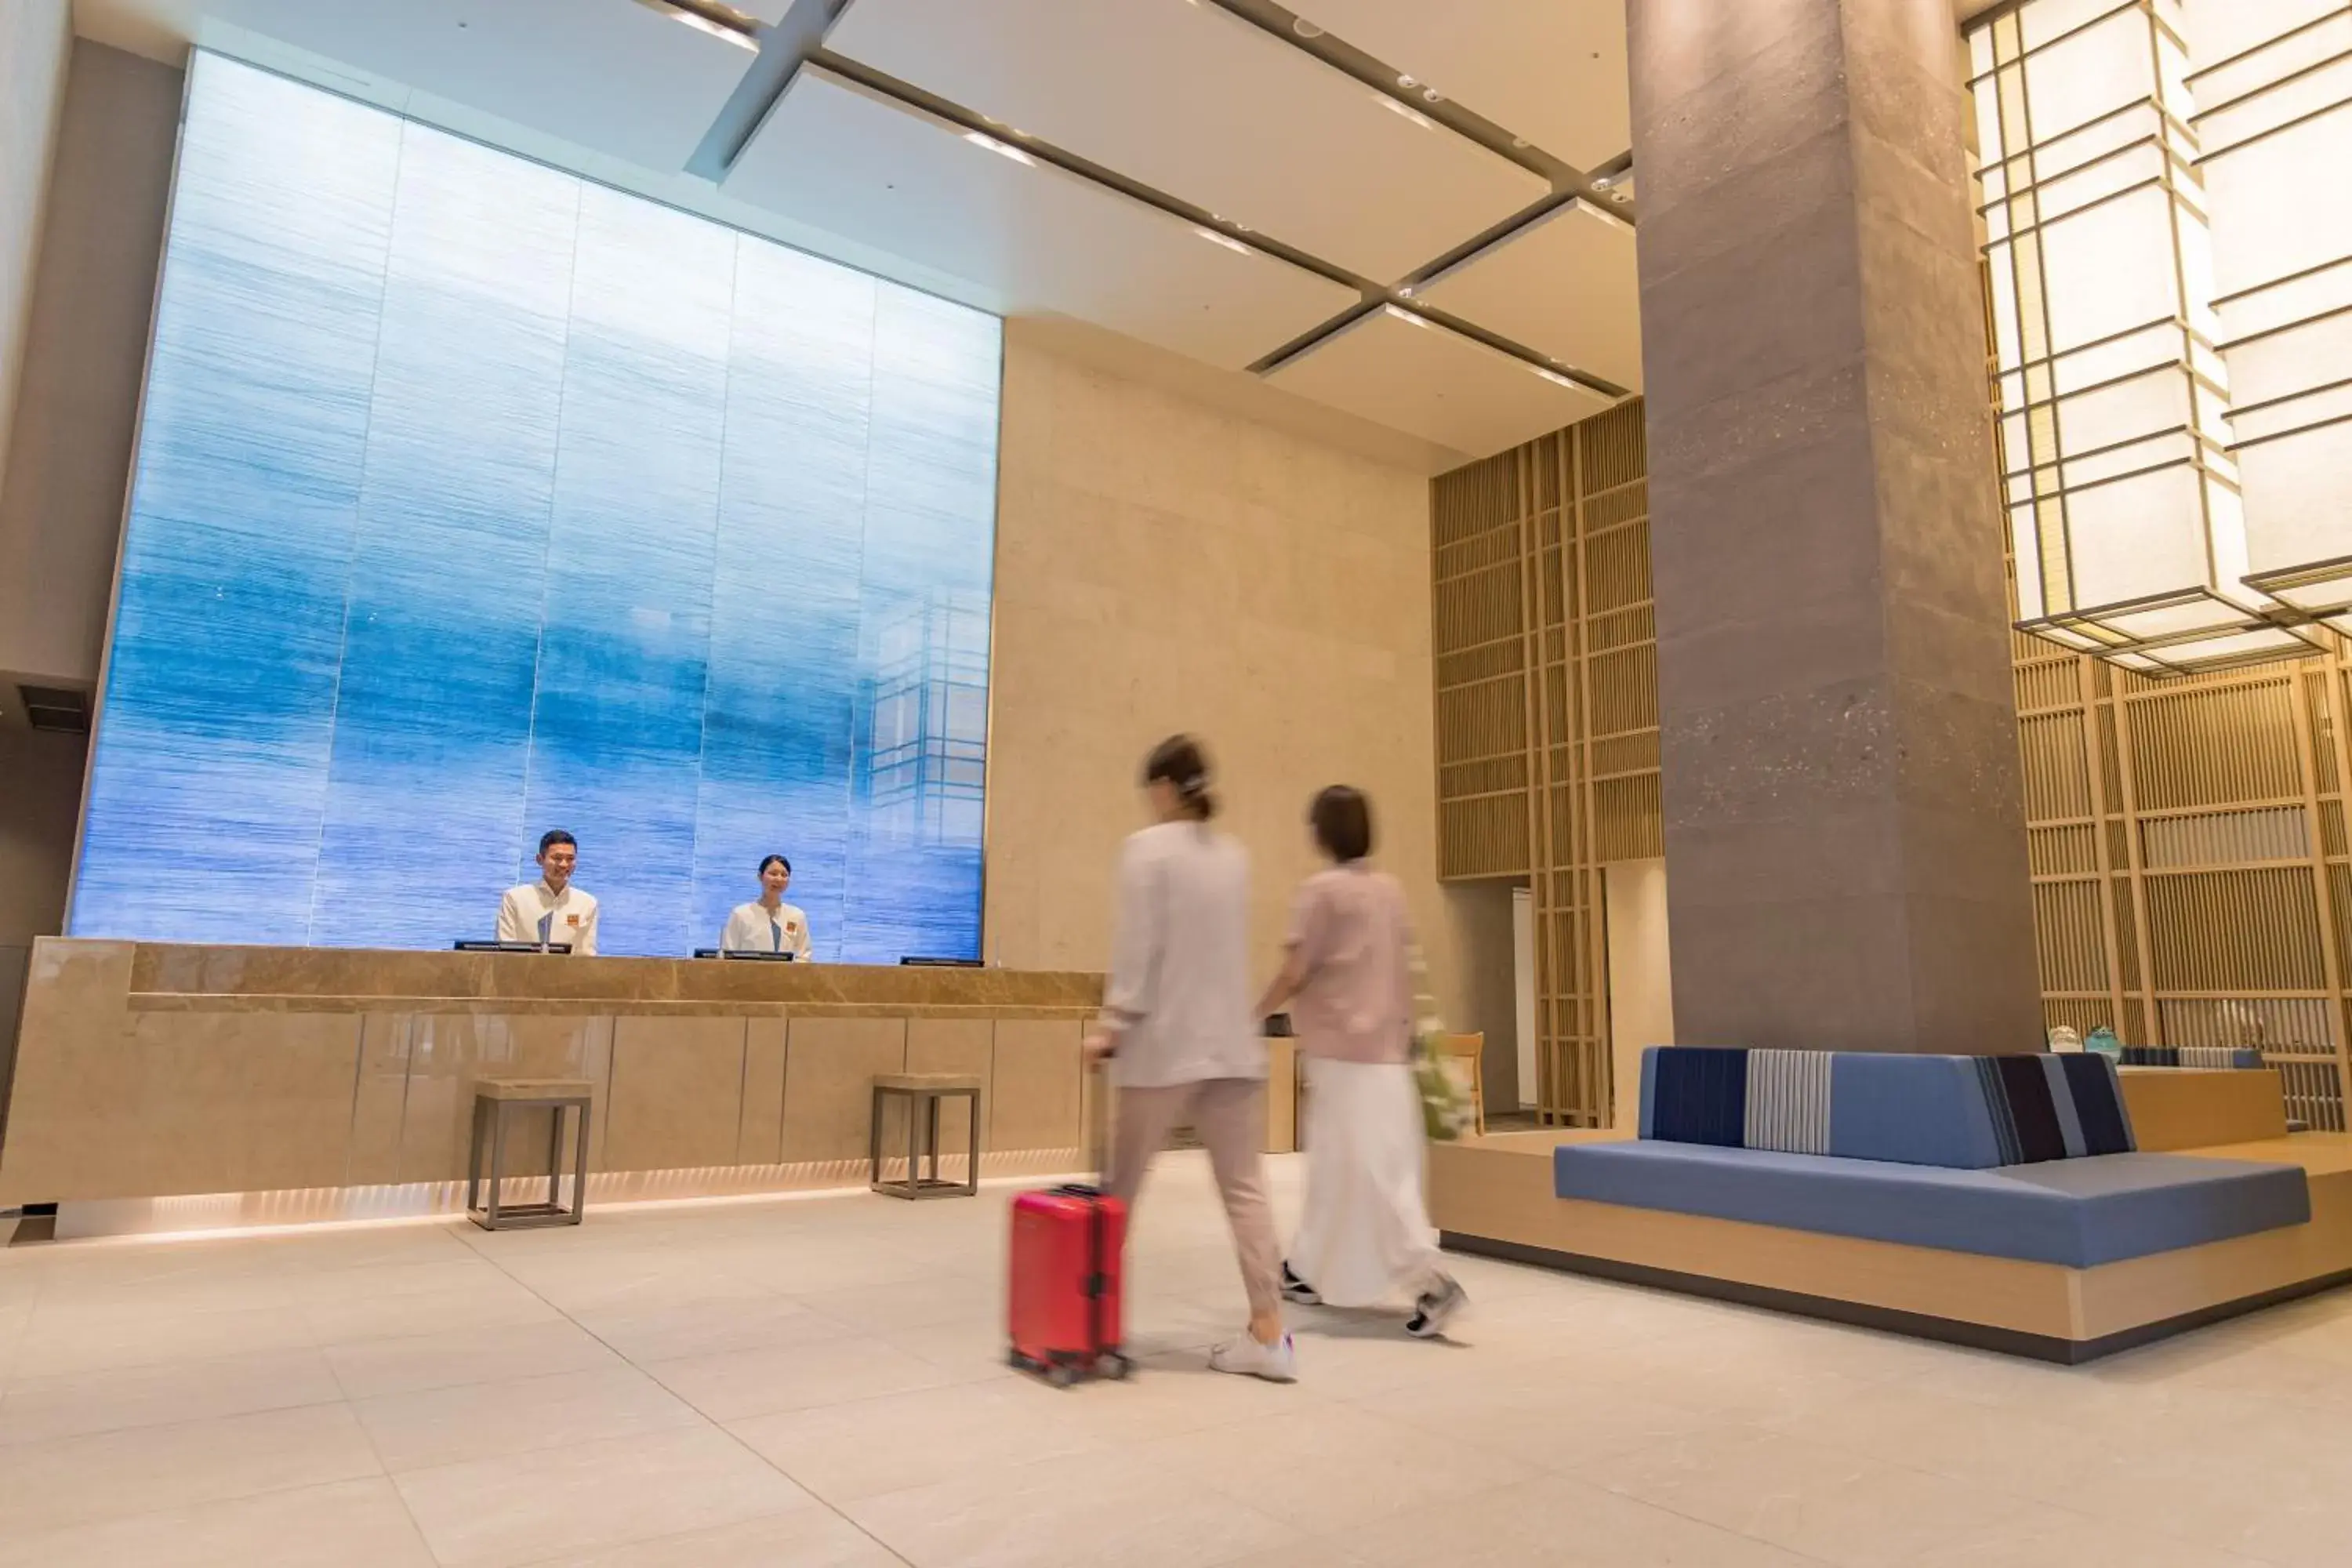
[302,1279,561,1346]
[644,1335,979,1422]
[392,1425,816,1568]
[844,1445,1302,1568]
[519,1508,906,1566]
[326,1318,624,1400]
[13,1303,320,1378]
[793,1274,1001,1336]
[1330,1474,1823,1567]
[1338,1355,1721,1474]
[1587,1425,2104,1568]
[289,1257,521,1306]
[0,1402,383,1535]
[0,1477,435,1568]
[354,1364,704,1472]
[569,1293,854,1363]
[728,1379,1102,1504]
[1134,1403,1540,1537]
[0,1346,343,1446]
[480,1251,775,1316]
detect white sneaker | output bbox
[1406,1276,1467,1339]
[1209,1331,1298,1383]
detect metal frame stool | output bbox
[468,1079,593,1230]
[869,1073,982,1199]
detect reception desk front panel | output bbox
[0,941,1102,1211]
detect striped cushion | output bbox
[1644,1047,1748,1146]
[1744,1050,1832,1154]
[1638,1047,2136,1167]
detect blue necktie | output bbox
[538,913,553,945]
[771,918,782,952]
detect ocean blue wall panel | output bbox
[73,63,400,946]
[691,241,879,962]
[520,188,732,960]
[307,125,579,951]
[71,55,1001,961]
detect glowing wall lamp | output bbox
[1969,0,2330,673]
[2191,2,2352,632]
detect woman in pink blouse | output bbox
[1254,786,1465,1338]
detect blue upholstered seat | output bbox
[1552,1142,2310,1267]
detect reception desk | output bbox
[0,939,1120,1228]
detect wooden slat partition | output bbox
[1432,397,2352,1129]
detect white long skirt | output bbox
[1288,1056,1442,1308]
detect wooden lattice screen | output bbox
[1433,397,2352,1130]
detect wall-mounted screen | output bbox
[69,54,1000,962]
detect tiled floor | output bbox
[2,1152,2350,1566]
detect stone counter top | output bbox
[113,941,1102,1011]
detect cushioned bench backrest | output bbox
[1638,1047,2135,1169]
[2121,1046,2265,1069]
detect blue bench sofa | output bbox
[1552,1047,2310,1269]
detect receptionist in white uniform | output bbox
[721,855,813,960]
[496,829,600,955]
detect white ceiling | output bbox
[1416,200,1642,390]
[820,0,1552,283]
[72,0,1646,470]
[725,66,1362,371]
[1285,0,1633,172]
[1267,305,1610,456]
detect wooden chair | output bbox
[1439,1033,1487,1136]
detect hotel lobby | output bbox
[4,0,2352,1563]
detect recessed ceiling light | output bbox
[1610,190,1631,202]
[1422,87,1443,103]
[964,131,1036,166]
[1512,137,1530,149]
[1399,74,1417,88]
[1593,176,1613,189]
[1294,18,1324,38]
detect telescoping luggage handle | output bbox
[1048,1055,1112,1356]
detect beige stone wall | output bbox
[0,0,71,519]
[985,325,1457,1011]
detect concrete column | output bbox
[1630,0,2043,1053]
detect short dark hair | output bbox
[538,829,576,857]
[1310,786,1373,862]
[759,854,791,877]
[1142,734,1216,821]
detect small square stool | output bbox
[468,1078,593,1229]
[869,1073,982,1199]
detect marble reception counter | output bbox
[0,940,1107,1216]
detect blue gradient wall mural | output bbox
[69,55,1000,962]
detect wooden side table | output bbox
[469,1078,593,1229]
[870,1073,982,1199]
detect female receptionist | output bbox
[720,855,813,960]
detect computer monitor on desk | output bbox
[899,956,982,967]
[691,949,797,961]
[454,939,572,954]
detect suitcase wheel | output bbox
[1045,1361,1080,1389]
[1097,1352,1132,1381]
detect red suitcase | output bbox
[1007,1184,1129,1385]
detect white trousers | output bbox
[1287,1057,1443,1308]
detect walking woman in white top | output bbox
[1255,786,1465,1338]
[1087,735,1294,1381]
[720,855,813,960]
